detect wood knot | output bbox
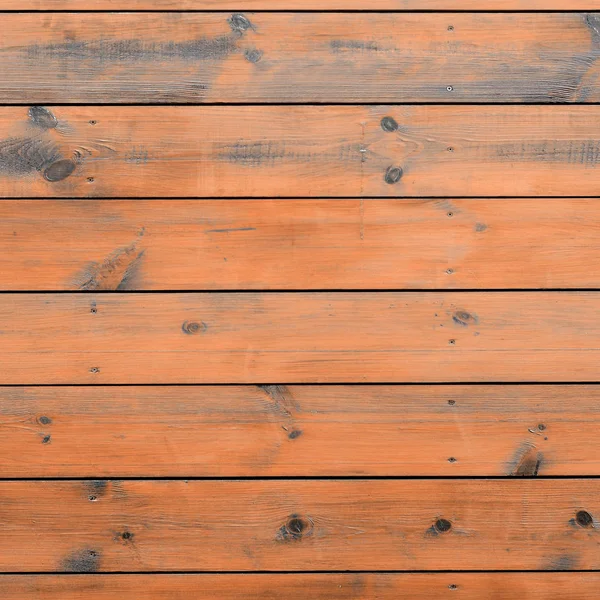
[182,320,206,335]
[384,166,403,184]
[229,13,252,32]
[29,106,58,129]
[434,518,452,533]
[121,531,134,541]
[380,116,398,132]
[43,159,75,182]
[576,510,594,528]
[277,514,313,542]
[452,311,477,327]
[38,415,52,425]
[245,48,263,63]
[288,429,302,440]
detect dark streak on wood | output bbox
[28,106,57,130]
[60,549,101,573]
[544,554,580,571]
[508,442,543,477]
[78,240,145,291]
[258,385,299,420]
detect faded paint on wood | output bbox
[1,106,600,197]
[4,573,600,599]
[0,0,598,8]
[2,13,600,103]
[1,384,599,477]
[0,480,597,571]
[1,292,600,383]
[3,199,600,290]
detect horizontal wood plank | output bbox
[4,292,600,383]
[4,199,600,290]
[2,13,600,103]
[2,385,600,477]
[1,1,599,8]
[0,479,598,571]
[1,106,600,197]
[4,573,600,599]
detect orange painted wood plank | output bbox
[4,573,600,599]
[0,479,598,571]
[1,384,598,477]
[1,106,600,197]
[2,292,600,384]
[3,199,600,290]
[2,0,599,8]
[1,13,600,103]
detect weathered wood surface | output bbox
[0,479,598,571]
[4,292,600,384]
[3,13,600,103]
[5,573,600,599]
[4,199,600,290]
[1,106,600,197]
[4,384,599,477]
[1,0,598,8]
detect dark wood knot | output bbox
[576,510,594,528]
[453,311,476,326]
[380,116,398,132]
[434,518,452,533]
[182,320,206,335]
[44,159,75,182]
[29,106,58,129]
[245,48,263,63]
[229,13,252,32]
[278,514,314,542]
[384,166,403,184]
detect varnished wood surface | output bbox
[3,292,600,383]
[0,479,598,572]
[4,199,600,290]
[2,384,599,477]
[4,573,600,599]
[1,106,600,197]
[3,13,600,103]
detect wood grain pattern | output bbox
[1,106,600,197]
[2,384,599,477]
[3,292,600,384]
[5,573,600,599]
[4,199,600,290]
[1,0,598,8]
[0,479,598,572]
[3,13,600,103]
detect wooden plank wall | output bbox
[1,1,599,598]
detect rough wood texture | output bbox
[3,292,600,384]
[3,13,600,103]
[1,385,599,477]
[1,0,598,7]
[4,199,600,290]
[0,480,598,572]
[4,573,600,599]
[1,106,600,197]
